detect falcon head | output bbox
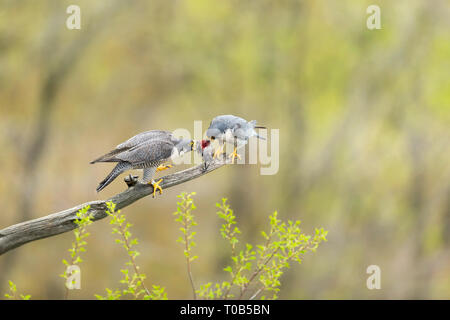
[174,139,195,156]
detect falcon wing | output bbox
[206,116,230,138]
[115,139,174,166]
[116,130,172,149]
[90,130,172,164]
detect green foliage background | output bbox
[0,0,449,299]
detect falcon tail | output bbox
[249,120,266,140]
[90,148,128,164]
[249,120,266,130]
[96,162,131,192]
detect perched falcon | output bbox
[90,130,195,196]
[206,115,266,162]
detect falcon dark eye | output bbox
[211,136,215,140]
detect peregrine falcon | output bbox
[90,130,195,196]
[206,114,266,162]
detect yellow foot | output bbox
[156,164,173,172]
[148,178,163,198]
[213,145,224,159]
[228,148,241,163]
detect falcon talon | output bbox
[149,178,163,198]
[156,164,173,172]
[213,145,224,159]
[229,148,241,163]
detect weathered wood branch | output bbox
[0,161,227,256]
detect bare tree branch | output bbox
[0,161,227,256]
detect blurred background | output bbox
[0,0,449,299]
